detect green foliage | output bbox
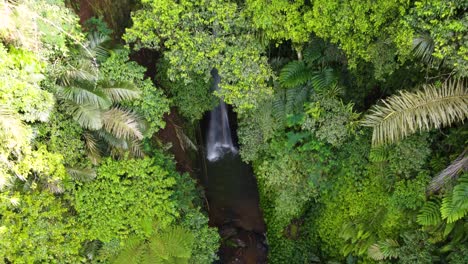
[304,0,413,76]
[0,45,53,122]
[0,191,86,263]
[406,0,468,77]
[125,0,274,114]
[73,157,178,241]
[157,60,216,122]
[34,109,89,167]
[84,16,114,36]
[100,49,170,134]
[0,0,83,58]
[181,210,220,264]
[302,94,360,146]
[244,0,310,45]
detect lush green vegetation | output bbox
[1,0,467,263]
[0,1,218,263]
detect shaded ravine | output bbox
[201,69,267,263]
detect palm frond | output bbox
[44,179,64,194]
[66,167,96,182]
[83,132,101,165]
[96,129,129,150]
[413,33,435,65]
[58,59,99,86]
[174,124,197,152]
[0,105,27,148]
[102,107,144,140]
[85,32,111,62]
[279,61,310,88]
[362,79,468,146]
[57,84,111,109]
[428,149,468,193]
[98,80,141,103]
[66,103,103,130]
[129,139,145,158]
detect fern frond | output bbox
[148,226,194,262]
[452,173,468,205]
[279,61,310,88]
[272,95,286,123]
[303,44,323,65]
[369,145,389,163]
[362,79,468,146]
[417,200,442,226]
[285,85,308,114]
[112,236,146,264]
[102,107,143,140]
[428,149,468,193]
[441,173,468,223]
[310,67,336,92]
[441,195,467,223]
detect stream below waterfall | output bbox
[200,69,267,264]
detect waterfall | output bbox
[206,68,237,162]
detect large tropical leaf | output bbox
[98,79,141,103]
[101,107,144,140]
[362,79,468,146]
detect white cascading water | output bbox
[206,68,237,162]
